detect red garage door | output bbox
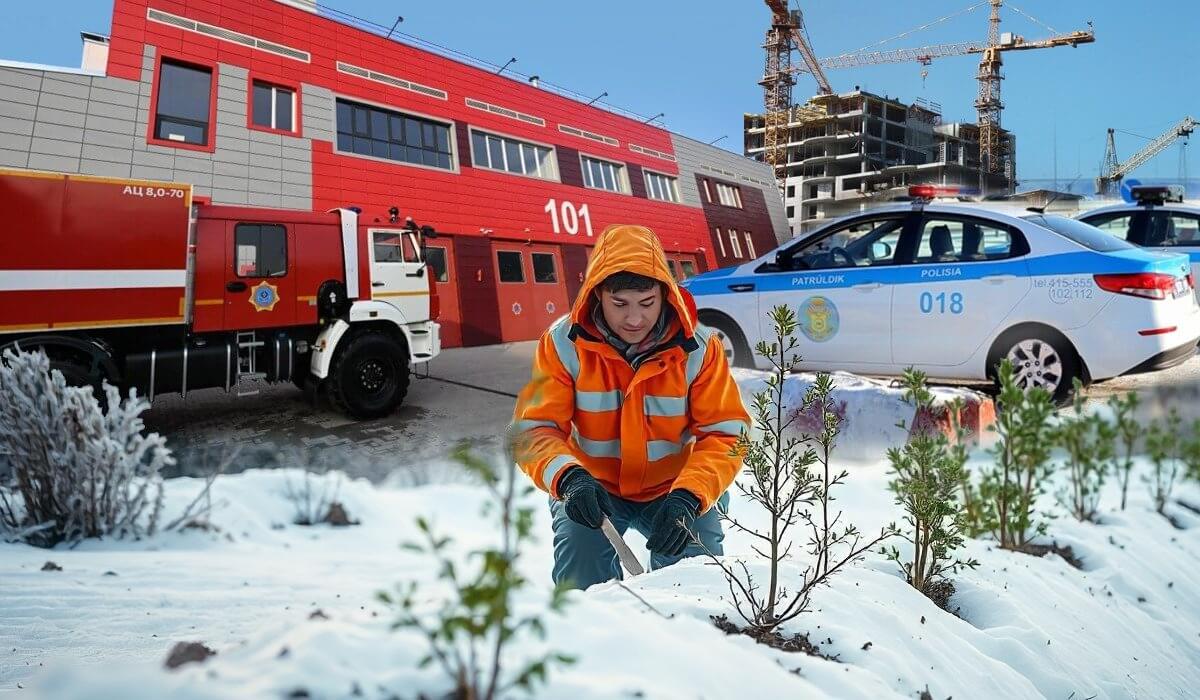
[424,236,461,348]
[492,242,570,342]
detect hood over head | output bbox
[570,224,698,338]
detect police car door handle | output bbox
[982,274,1017,284]
[372,281,386,287]
[852,282,882,290]
[727,283,755,292]
[225,281,247,292]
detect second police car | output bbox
[1079,185,1200,303]
[683,186,1200,402]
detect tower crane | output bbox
[759,0,831,185]
[782,1,1094,183]
[1096,117,1196,196]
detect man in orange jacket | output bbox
[508,224,750,589]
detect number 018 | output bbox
[919,291,963,314]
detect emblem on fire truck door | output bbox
[249,281,281,312]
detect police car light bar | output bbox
[1130,185,1185,205]
[907,185,981,200]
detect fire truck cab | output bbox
[0,168,441,419]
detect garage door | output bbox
[492,243,570,342]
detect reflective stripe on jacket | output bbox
[509,224,750,512]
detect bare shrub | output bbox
[0,349,173,547]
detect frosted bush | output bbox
[0,349,174,547]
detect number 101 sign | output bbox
[543,199,594,237]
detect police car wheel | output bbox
[998,332,1079,404]
[699,314,753,368]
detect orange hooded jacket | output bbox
[508,225,750,512]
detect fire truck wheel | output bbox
[326,331,410,420]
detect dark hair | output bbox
[600,271,660,294]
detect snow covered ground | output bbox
[4,444,1200,698]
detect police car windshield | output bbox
[1022,214,1134,252]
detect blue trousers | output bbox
[549,490,729,590]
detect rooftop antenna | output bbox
[708,135,728,145]
[586,91,608,106]
[642,112,664,124]
[496,57,517,75]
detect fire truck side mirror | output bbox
[420,225,437,239]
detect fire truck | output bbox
[0,168,441,419]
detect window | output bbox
[154,60,212,146]
[373,231,419,263]
[1025,215,1133,252]
[914,218,1017,263]
[1150,212,1200,247]
[680,260,697,278]
[702,179,713,203]
[532,252,558,283]
[1081,212,1134,241]
[728,229,743,258]
[780,217,903,271]
[471,129,556,179]
[786,185,796,198]
[715,182,742,208]
[497,251,524,283]
[744,232,756,259]
[714,226,726,257]
[425,246,449,283]
[251,81,295,132]
[234,224,287,277]
[335,99,453,170]
[786,206,795,218]
[667,259,678,279]
[581,155,627,193]
[644,171,679,202]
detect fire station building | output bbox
[0,0,788,347]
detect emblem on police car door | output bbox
[799,296,839,342]
[249,281,280,312]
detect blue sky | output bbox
[3,1,1197,192]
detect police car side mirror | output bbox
[774,251,791,270]
[871,242,892,260]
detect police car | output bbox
[683,186,1200,402]
[1078,185,1200,302]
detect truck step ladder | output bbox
[234,331,267,397]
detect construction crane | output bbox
[759,0,831,185]
[1096,116,1197,196]
[795,1,1094,182]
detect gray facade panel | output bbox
[36,106,87,129]
[280,163,309,185]
[40,77,91,101]
[281,181,310,198]
[79,159,133,178]
[131,150,174,169]
[86,100,137,122]
[217,84,242,103]
[30,137,82,158]
[27,152,80,172]
[212,188,250,205]
[249,165,283,182]
[281,195,311,210]
[214,147,250,165]
[248,140,282,158]
[0,115,35,136]
[215,108,244,128]
[131,164,176,182]
[3,85,40,106]
[247,192,282,207]
[215,122,250,141]
[0,148,29,168]
[281,144,308,161]
[214,161,250,179]
[81,144,134,164]
[88,87,140,109]
[0,101,37,120]
[220,64,249,80]
[248,178,283,195]
[37,92,88,114]
[33,121,84,142]
[0,68,43,91]
[90,76,141,95]
[174,152,216,174]
[83,129,136,149]
[83,113,136,135]
[42,72,93,86]
[248,129,282,145]
[175,171,214,189]
[0,131,31,151]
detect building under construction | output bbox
[745,90,1014,233]
[749,0,1094,234]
